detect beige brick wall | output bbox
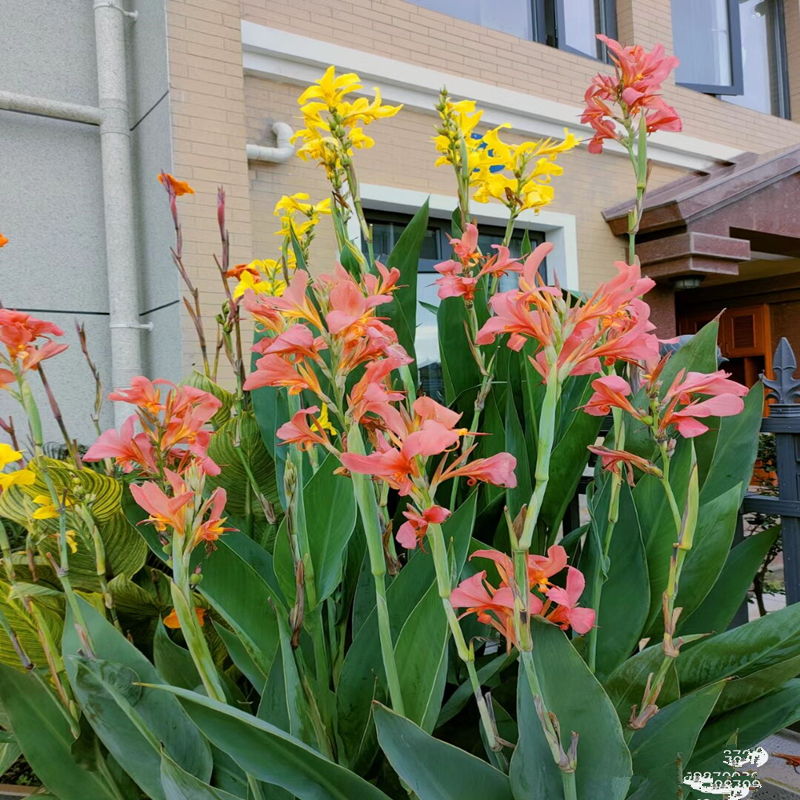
[241,0,800,151]
[167,0,254,377]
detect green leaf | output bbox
[0,740,21,775]
[678,601,800,693]
[161,751,241,800]
[0,663,116,799]
[437,653,515,727]
[206,413,280,519]
[682,527,780,636]
[337,492,477,767]
[510,621,632,799]
[587,482,650,680]
[699,383,764,504]
[628,682,723,793]
[394,581,448,733]
[438,296,481,408]
[504,387,532,519]
[214,620,266,692]
[374,704,514,800]
[381,199,429,384]
[717,652,800,716]
[62,598,212,800]
[673,483,742,625]
[153,685,392,800]
[153,622,201,691]
[274,454,356,608]
[196,532,282,678]
[691,679,800,769]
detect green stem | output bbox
[349,426,405,716]
[587,407,625,673]
[520,364,560,550]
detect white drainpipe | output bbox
[93,0,145,425]
[246,122,295,163]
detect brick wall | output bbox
[166,0,254,377]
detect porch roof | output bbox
[603,144,800,281]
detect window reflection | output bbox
[672,0,734,87]
[409,0,533,39]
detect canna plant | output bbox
[0,36,794,800]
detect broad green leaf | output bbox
[196,531,282,678]
[586,482,650,680]
[672,483,742,625]
[690,679,800,769]
[679,601,800,692]
[153,622,201,691]
[638,440,692,632]
[0,663,116,800]
[715,652,800,715]
[510,621,632,799]
[337,492,477,767]
[206,413,280,519]
[274,455,356,608]
[504,387,532,519]
[699,383,763,504]
[161,751,241,800]
[682,527,780,636]
[374,704,514,800]
[540,377,604,538]
[394,581,448,733]
[214,621,266,692]
[627,682,723,794]
[63,599,212,800]
[153,685,391,800]
[0,741,21,775]
[438,296,481,408]
[381,199,429,384]
[437,652,515,727]
[273,611,316,747]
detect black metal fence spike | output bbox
[762,337,800,404]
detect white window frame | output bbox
[346,184,580,290]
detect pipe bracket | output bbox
[93,1,138,20]
[110,322,154,332]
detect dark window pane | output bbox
[724,0,784,116]
[408,0,533,39]
[372,223,394,260]
[562,0,604,58]
[672,0,735,87]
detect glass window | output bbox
[723,0,786,116]
[408,0,534,39]
[406,0,616,60]
[365,213,545,397]
[672,0,736,89]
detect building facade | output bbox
[3,0,800,443]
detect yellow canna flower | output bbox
[50,529,78,554]
[298,66,362,107]
[317,404,338,436]
[32,494,73,520]
[0,468,35,491]
[0,443,22,470]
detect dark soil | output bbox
[0,757,40,787]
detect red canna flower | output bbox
[396,504,451,549]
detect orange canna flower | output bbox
[163,606,207,629]
[0,234,8,248]
[158,173,195,196]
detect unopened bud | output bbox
[189,573,202,586]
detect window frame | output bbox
[548,0,619,61]
[673,0,744,95]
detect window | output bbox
[407,0,617,60]
[365,211,546,398]
[672,0,789,117]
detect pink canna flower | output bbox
[477,245,522,279]
[476,291,551,352]
[588,445,661,485]
[545,566,596,635]
[412,396,463,431]
[396,504,451,549]
[255,323,327,361]
[449,223,480,261]
[18,340,69,372]
[109,376,169,414]
[130,475,194,536]
[326,275,389,336]
[665,394,745,438]
[363,261,401,297]
[244,353,322,396]
[243,288,284,331]
[583,375,641,418]
[263,269,324,330]
[433,262,480,301]
[84,415,157,473]
[472,544,568,592]
[665,370,748,405]
[277,406,334,451]
[194,487,232,545]
[441,452,517,488]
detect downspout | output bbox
[93,0,146,425]
[246,122,295,163]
